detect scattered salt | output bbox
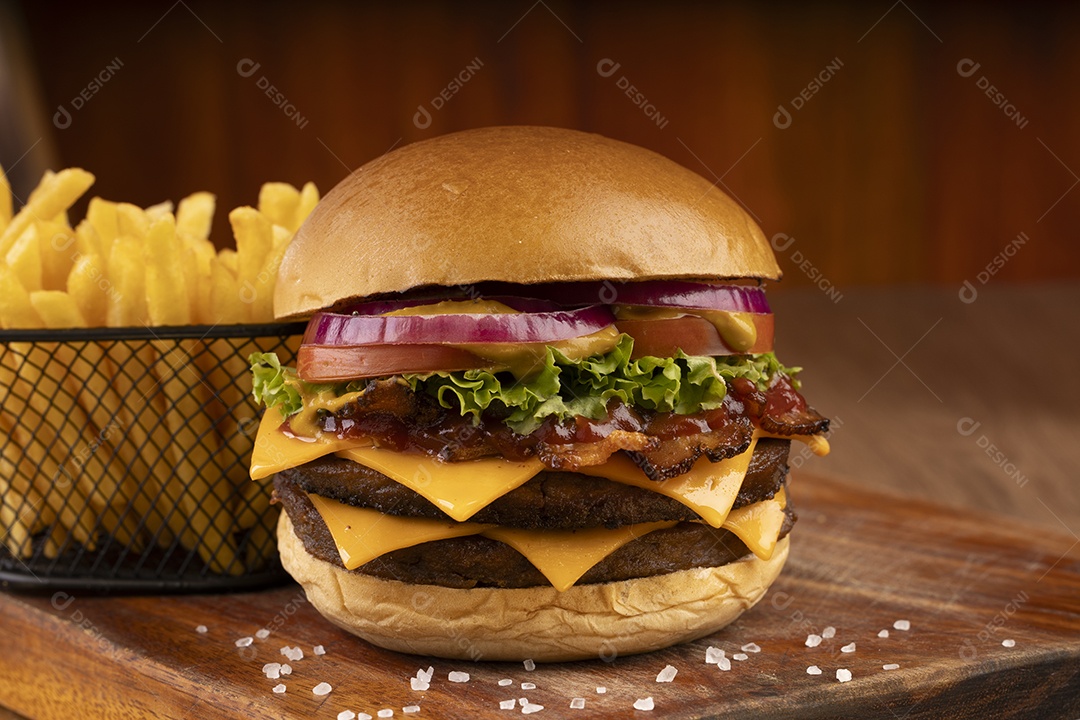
[717,656,731,671]
[733,653,748,661]
[1002,639,1016,648]
[521,682,536,690]
[807,665,822,675]
[805,634,822,648]
[358,714,373,720]
[570,698,585,709]
[499,679,513,686]
[836,669,852,683]
[195,625,208,634]
[338,712,356,720]
[878,630,890,638]
[522,703,544,715]
[518,699,529,707]
[448,671,470,683]
[821,626,836,639]
[280,646,291,656]
[524,659,536,672]
[280,664,292,676]
[313,682,332,696]
[402,706,420,715]
[741,642,761,653]
[841,642,856,653]
[883,663,900,671]
[272,684,286,694]
[633,697,655,711]
[656,664,678,683]
[418,666,434,682]
[410,678,429,692]
[235,637,254,648]
[596,687,607,694]
[262,662,282,679]
[705,646,725,664]
[255,628,270,640]
[499,700,516,710]
[314,645,326,656]
[287,647,304,661]
[378,710,394,719]
[893,619,911,631]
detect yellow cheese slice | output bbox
[576,435,760,529]
[336,447,544,523]
[308,493,492,570]
[722,487,787,561]
[481,521,677,592]
[250,405,371,480]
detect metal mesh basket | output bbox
[0,323,305,592]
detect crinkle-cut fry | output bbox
[5,225,43,292]
[67,253,109,327]
[258,183,300,230]
[292,181,320,233]
[144,214,190,325]
[0,164,12,233]
[0,168,94,257]
[176,192,215,241]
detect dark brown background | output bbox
[2,0,1078,289]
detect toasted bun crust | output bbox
[278,512,788,662]
[275,126,781,319]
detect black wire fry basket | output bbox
[0,323,305,592]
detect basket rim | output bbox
[0,322,307,343]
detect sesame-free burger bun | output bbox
[274,126,781,320]
[278,512,789,663]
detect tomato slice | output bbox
[298,344,492,383]
[616,315,774,359]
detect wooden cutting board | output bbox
[1,473,1077,720]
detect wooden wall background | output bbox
[4,0,1078,291]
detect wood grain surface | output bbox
[0,471,1077,720]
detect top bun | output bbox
[274,126,781,320]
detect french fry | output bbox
[293,181,320,232]
[5,225,43,292]
[115,202,150,240]
[230,207,272,322]
[29,291,86,328]
[257,183,300,229]
[106,235,148,327]
[176,192,215,240]
[38,220,77,292]
[87,197,119,258]
[250,233,290,323]
[144,200,174,223]
[0,260,44,331]
[144,215,190,325]
[0,168,94,257]
[66,253,109,327]
[0,164,12,234]
[209,256,244,325]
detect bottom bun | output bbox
[278,512,789,662]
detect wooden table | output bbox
[1,283,1077,718]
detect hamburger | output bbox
[248,126,830,662]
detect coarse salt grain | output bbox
[288,647,304,661]
[841,642,856,653]
[733,653,748,661]
[807,665,822,675]
[822,626,836,639]
[524,659,536,672]
[358,715,373,720]
[418,666,434,682]
[878,629,890,638]
[741,643,761,653]
[656,664,677,683]
[448,671,470,683]
[402,706,420,715]
[280,664,292,676]
[522,703,544,715]
[338,712,356,720]
[272,684,286,694]
[705,646,725,664]
[1002,639,1016,648]
[410,678,429,692]
[313,682,332,696]
[717,656,731,672]
[263,662,282,679]
[805,634,822,648]
[280,646,290,656]
[570,698,585,709]
[633,697,655,711]
[499,699,516,710]
[596,687,607,694]
[314,645,326,656]
[499,679,513,686]
[378,710,393,719]
[894,619,911,631]
[521,682,536,690]
[195,625,208,634]
[519,699,529,707]
[235,637,254,648]
[883,663,900,671]
[256,628,270,640]
[836,669,852,683]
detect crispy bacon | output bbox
[730,375,830,437]
[627,416,754,481]
[537,430,659,471]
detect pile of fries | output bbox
[0,166,316,576]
